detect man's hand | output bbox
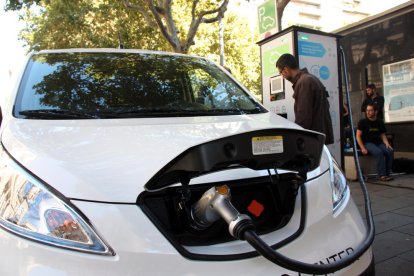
[361,147,368,155]
[381,133,393,150]
[356,129,367,155]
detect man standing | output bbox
[361,83,384,120]
[356,103,393,181]
[276,54,334,145]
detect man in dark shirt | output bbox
[361,83,384,120]
[356,103,393,181]
[275,54,334,145]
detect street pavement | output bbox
[348,174,414,276]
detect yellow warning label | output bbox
[252,136,283,155]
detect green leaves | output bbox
[4,0,41,11]
[11,0,261,98]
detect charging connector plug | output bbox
[191,185,254,239]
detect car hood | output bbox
[1,113,325,203]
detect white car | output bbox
[0,49,374,275]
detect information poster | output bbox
[383,58,414,123]
[297,32,341,162]
[260,32,294,120]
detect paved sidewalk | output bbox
[348,174,414,276]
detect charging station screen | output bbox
[270,75,285,102]
[270,75,284,94]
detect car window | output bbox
[14,52,265,119]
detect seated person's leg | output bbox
[379,143,394,177]
[365,142,386,177]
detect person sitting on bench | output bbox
[356,103,394,181]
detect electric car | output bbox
[0,49,374,275]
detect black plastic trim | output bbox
[138,169,329,261]
[145,128,325,191]
[69,198,135,205]
[257,26,341,46]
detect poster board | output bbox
[297,31,341,163]
[260,27,341,166]
[260,31,295,120]
[383,58,414,123]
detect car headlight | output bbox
[0,149,114,255]
[325,147,348,212]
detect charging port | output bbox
[138,172,300,251]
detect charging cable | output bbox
[189,47,375,275]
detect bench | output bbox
[344,151,377,181]
[343,133,394,181]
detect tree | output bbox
[191,12,261,96]
[5,0,261,96]
[122,0,229,53]
[6,0,230,54]
[4,0,41,10]
[17,1,166,51]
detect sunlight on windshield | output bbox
[15,52,264,119]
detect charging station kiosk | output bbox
[258,26,343,164]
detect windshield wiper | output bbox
[96,107,263,118]
[19,107,263,119]
[19,109,100,119]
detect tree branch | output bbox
[277,0,290,11]
[123,0,230,53]
[191,0,199,19]
[146,0,180,51]
[122,0,157,28]
[277,0,290,17]
[154,1,165,15]
[187,0,200,39]
[183,0,229,52]
[200,0,229,23]
[162,0,181,46]
[276,0,290,31]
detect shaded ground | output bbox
[348,174,414,276]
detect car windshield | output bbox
[15,52,265,119]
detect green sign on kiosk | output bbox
[258,0,277,35]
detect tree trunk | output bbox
[123,0,229,54]
[276,0,290,32]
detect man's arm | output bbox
[293,80,314,129]
[356,129,368,155]
[380,133,393,149]
[343,104,349,116]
